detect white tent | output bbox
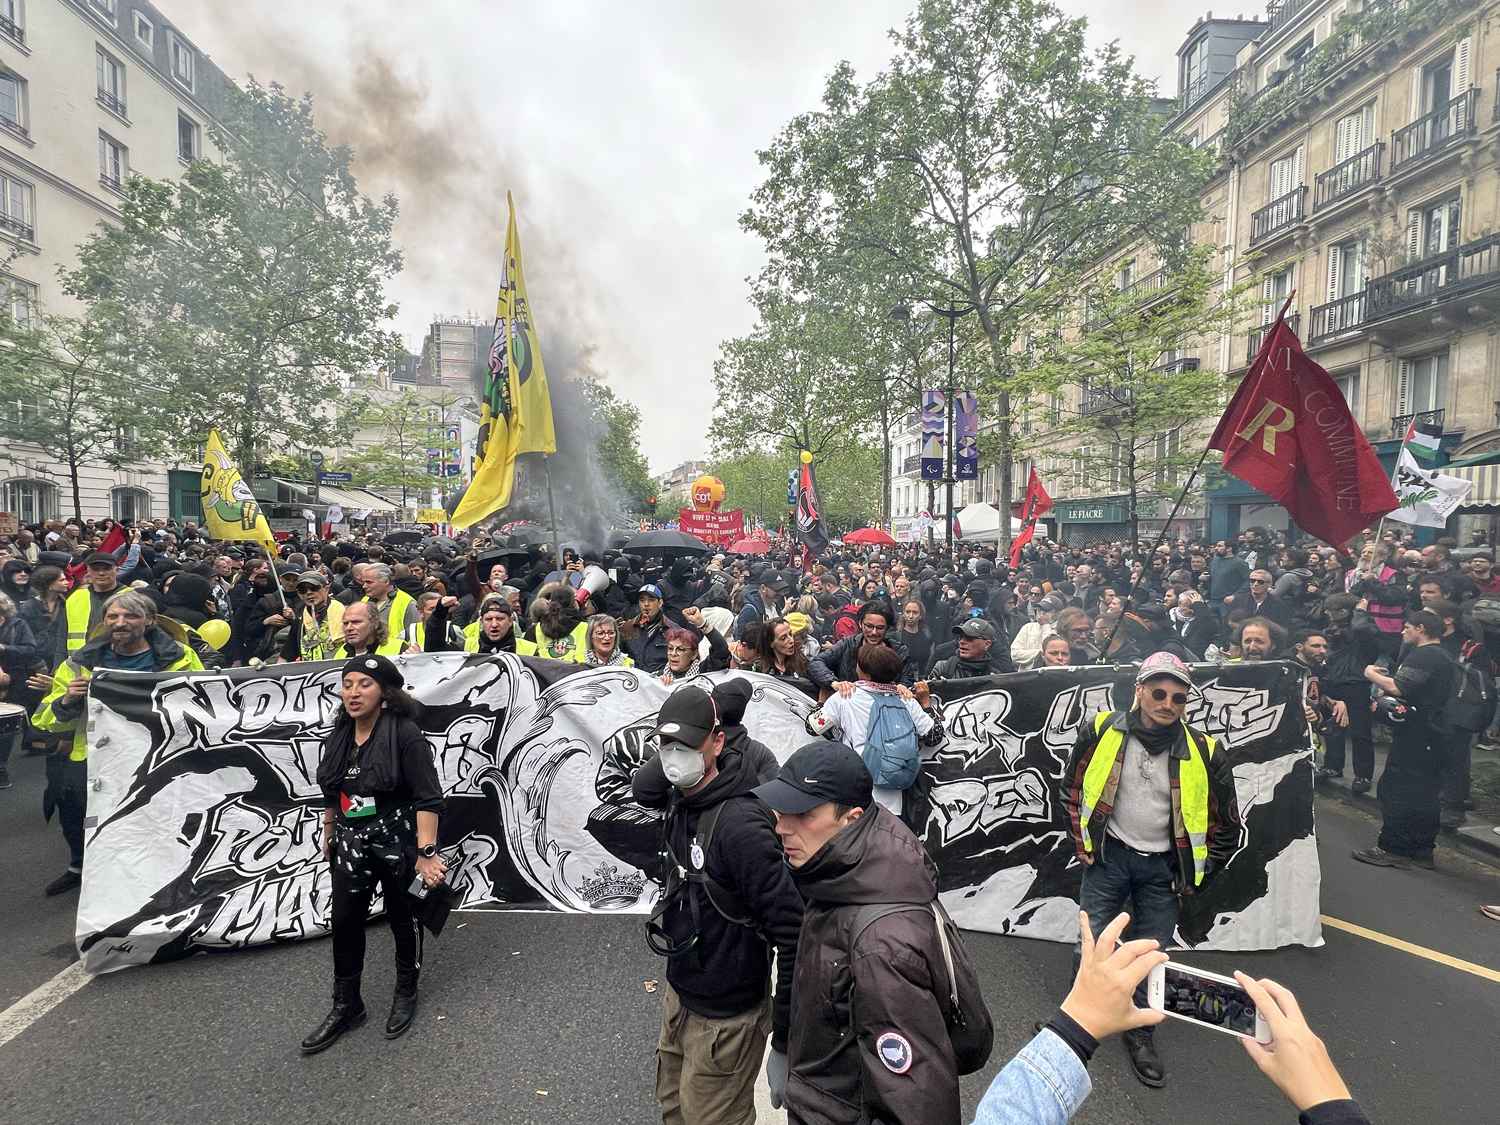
[954,502,1024,543]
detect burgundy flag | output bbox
[1009,469,1053,568]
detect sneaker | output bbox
[0,766,9,789]
[1351,777,1372,795]
[1315,767,1344,780]
[44,869,81,896]
[1481,905,1500,922]
[1477,737,1500,753]
[1351,847,1410,869]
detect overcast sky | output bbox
[172,0,1215,473]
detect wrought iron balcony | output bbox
[1124,265,1169,303]
[1390,409,1444,439]
[1183,72,1211,111]
[1153,357,1201,377]
[1367,232,1500,323]
[1307,293,1366,344]
[0,13,24,43]
[99,174,122,193]
[900,454,922,477]
[1390,89,1478,174]
[96,88,126,117]
[1246,313,1301,364]
[1313,143,1383,212]
[0,113,27,141]
[1080,390,1121,417]
[0,212,34,241]
[1250,186,1306,247]
[1267,0,1313,32]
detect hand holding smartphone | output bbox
[1146,961,1272,1043]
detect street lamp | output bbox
[890,299,977,554]
[752,473,767,530]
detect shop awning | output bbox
[317,485,398,513]
[1447,462,1500,508]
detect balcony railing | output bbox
[900,454,922,477]
[1267,0,1313,32]
[1124,265,1169,303]
[1250,186,1306,246]
[0,212,34,241]
[1184,72,1211,111]
[1390,409,1444,439]
[1153,357,1201,377]
[0,114,27,140]
[1247,313,1301,363]
[0,13,24,43]
[1313,143,1383,212]
[1080,390,1121,417]
[1390,89,1478,174]
[99,174,122,193]
[1307,292,1366,344]
[1367,231,1500,323]
[96,88,126,117]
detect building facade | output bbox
[0,0,229,524]
[1034,0,1500,545]
[656,459,711,508]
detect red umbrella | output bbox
[844,528,897,547]
[728,538,771,554]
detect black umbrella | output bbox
[474,547,534,584]
[507,526,548,546]
[624,529,711,555]
[383,530,424,545]
[423,535,458,551]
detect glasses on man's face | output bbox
[1249,578,1269,585]
[1148,687,1188,706]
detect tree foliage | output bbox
[583,381,655,512]
[68,80,402,471]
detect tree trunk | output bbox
[880,393,891,529]
[69,459,83,524]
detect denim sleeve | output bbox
[969,1030,1092,1125]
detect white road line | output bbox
[0,961,90,1048]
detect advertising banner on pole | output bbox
[954,391,979,480]
[920,390,946,480]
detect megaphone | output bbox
[576,565,610,607]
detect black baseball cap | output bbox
[84,552,118,568]
[753,741,873,814]
[953,617,997,640]
[651,688,718,748]
[763,570,792,593]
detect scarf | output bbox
[586,648,627,666]
[658,658,701,684]
[316,712,403,795]
[1126,707,1179,757]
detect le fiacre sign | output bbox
[75,658,1320,973]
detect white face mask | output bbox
[659,745,706,788]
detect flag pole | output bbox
[1097,444,1214,665]
[543,454,562,573]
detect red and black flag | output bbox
[794,454,828,560]
[1009,469,1053,568]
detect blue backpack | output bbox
[863,691,922,789]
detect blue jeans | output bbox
[1076,841,1179,1040]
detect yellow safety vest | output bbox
[35,641,204,760]
[63,586,104,655]
[1078,711,1217,887]
[299,600,345,662]
[332,637,406,659]
[462,620,538,656]
[529,620,588,662]
[365,589,416,634]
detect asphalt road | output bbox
[2,745,1498,1124]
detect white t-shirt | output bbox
[811,685,935,814]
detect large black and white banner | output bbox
[76,655,1319,973]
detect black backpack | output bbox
[645,799,758,958]
[1441,640,1495,735]
[844,900,994,1075]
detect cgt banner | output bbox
[75,657,1319,973]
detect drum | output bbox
[0,700,26,741]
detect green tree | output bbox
[583,381,655,512]
[744,0,1212,552]
[341,388,457,508]
[68,80,402,471]
[0,308,162,521]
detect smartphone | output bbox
[1146,961,1272,1044]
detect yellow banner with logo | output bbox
[200,428,279,550]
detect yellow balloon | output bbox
[198,619,231,650]
[800,450,813,464]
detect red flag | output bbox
[1209,310,1396,550]
[65,522,126,587]
[1009,469,1054,568]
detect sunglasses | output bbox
[1147,687,1189,705]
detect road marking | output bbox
[1321,915,1500,983]
[0,961,90,1048]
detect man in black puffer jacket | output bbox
[930,616,1014,679]
[808,599,917,691]
[632,689,804,1124]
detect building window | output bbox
[1268,146,1304,201]
[111,486,150,523]
[0,70,26,138]
[99,133,127,191]
[1333,368,1362,425]
[1326,237,1366,300]
[134,12,153,48]
[88,0,115,18]
[1182,36,1209,105]
[96,47,126,116]
[0,172,34,241]
[177,113,200,161]
[5,276,35,328]
[1396,352,1448,417]
[1115,257,1137,292]
[0,0,24,46]
[167,31,194,91]
[1409,195,1461,259]
[1333,102,1376,164]
[1261,263,1295,323]
[3,479,57,524]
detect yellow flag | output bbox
[453,192,555,528]
[200,428,280,551]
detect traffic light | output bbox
[648,497,657,515]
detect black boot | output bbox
[301,976,366,1055]
[385,965,420,1039]
[1124,1030,1165,1088]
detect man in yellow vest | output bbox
[277,572,345,662]
[1063,651,1241,1089]
[56,550,125,665]
[360,563,419,637]
[332,600,409,659]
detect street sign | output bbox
[317,471,353,483]
[310,450,324,466]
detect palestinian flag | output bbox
[1402,418,1443,464]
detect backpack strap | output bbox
[846,901,960,1021]
[686,802,756,928]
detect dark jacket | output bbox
[808,632,917,690]
[18,595,62,672]
[1064,710,1242,894]
[632,748,804,1050]
[1322,622,1383,687]
[620,611,670,673]
[785,804,959,1125]
[929,646,1012,680]
[1178,612,1221,660]
[316,712,445,818]
[734,589,771,639]
[1229,591,1295,633]
[1208,555,1250,602]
